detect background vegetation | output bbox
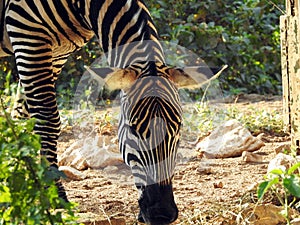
[0,0,284,107]
[147,0,284,95]
[0,75,78,224]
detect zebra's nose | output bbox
[138,184,178,225]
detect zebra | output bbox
[0,0,202,224]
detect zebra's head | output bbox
[93,62,201,224]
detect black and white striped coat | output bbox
[0,1,197,224]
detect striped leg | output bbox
[12,42,68,201]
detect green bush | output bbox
[183,102,285,137]
[146,0,284,95]
[258,162,300,224]
[0,81,78,224]
[0,0,285,108]
[55,0,285,102]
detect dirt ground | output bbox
[57,94,292,224]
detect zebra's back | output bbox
[1,0,94,59]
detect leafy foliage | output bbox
[0,80,79,224]
[0,0,284,108]
[183,102,285,137]
[146,0,284,95]
[258,162,300,224]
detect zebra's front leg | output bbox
[14,51,68,202]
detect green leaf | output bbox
[269,168,284,176]
[257,178,279,200]
[283,175,300,198]
[2,206,13,221]
[287,162,300,175]
[4,70,11,90]
[257,181,269,199]
[0,186,11,203]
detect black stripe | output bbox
[8,31,52,45]
[2,47,13,55]
[132,173,146,181]
[12,41,47,48]
[53,0,87,45]
[23,0,60,44]
[17,61,52,69]
[8,3,40,25]
[16,54,52,62]
[111,1,140,49]
[127,153,141,164]
[19,69,52,80]
[6,17,50,38]
[101,1,127,52]
[38,1,64,46]
[89,0,105,38]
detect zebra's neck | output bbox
[82,0,165,69]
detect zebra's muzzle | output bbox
[138,183,178,225]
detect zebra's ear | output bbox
[169,65,228,89]
[85,67,137,90]
[104,68,137,90]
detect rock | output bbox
[79,136,123,169]
[58,135,123,170]
[58,140,89,170]
[196,119,265,158]
[196,166,213,175]
[103,166,119,173]
[245,204,286,225]
[242,151,263,163]
[213,181,224,188]
[274,141,291,154]
[240,203,300,225]
[177,147,199,163]
[59,166,86,181]
[267,153,299,173]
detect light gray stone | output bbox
[58,135,123,170]
[274,141,291,154]
[59,166,86,181]
[267,153,300,173]
[196,119,265,158]
[58,140,88,170]
[242,151,263,163]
